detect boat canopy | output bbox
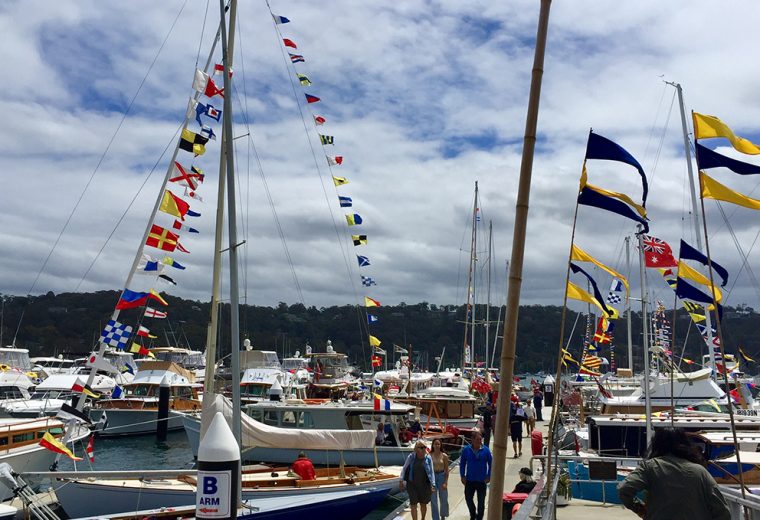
[201,394,375,450]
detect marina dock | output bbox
[392,408,632,520]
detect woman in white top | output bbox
[523,400,535,435]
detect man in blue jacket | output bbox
[460,430,492,520]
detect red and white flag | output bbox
[213,63,233,77]
[86,435,95,462]
[642,235,678,268]
[193,69,224,98]
[137,326,156,339]
[314,115,326,125]
[327,156,343,166]
[144,307,167,319]
[184,188,204,203]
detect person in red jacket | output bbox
[292,451,316,480]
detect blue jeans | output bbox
[431,471,449,520]
[464,480,487,520]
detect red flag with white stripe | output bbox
[86,435,94,462]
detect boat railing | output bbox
[719,486,760,519]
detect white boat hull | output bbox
[55,473,400,518]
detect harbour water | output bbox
[50,430,403,519]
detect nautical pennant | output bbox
[577,167,648,233]
[693,112,760,155]
[136,254,164,275]
[585,131,648,206]
[213,64,233,77]
[367,314,379,324]
[571,244,629,293]
[283,38,298,49]
[696,142,760,175]
[357,255,370,267]
[338,196,352,207]
[137,325,157,339]
[289,53,305,63]
[305,94,320,104]
[369,335,382,348]
[39,433,82,461]
[297,74,311,86]
[680,239,729,287]
[352,235,368,246]
[172,220,199,233]
[192,69,224,98]
[332,176,348,186]
[272,14,290,24]
[569,263,617,318]
[345,214,363,226]
[361,275,377,286]
[320,135,334,145]
[144,307,167,319]
[179,129,208,156]
[327,156,343,166]
[160,190,198,220]
[162,257,186,270]
[314,115,326,125]
[146,224,181,252]
[365,296,381,308]
[99,320,133,348]
[701,171,760,212]
[170,162,204,190]
[184,188,204,203]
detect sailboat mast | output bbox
[625,236,634,370]
[218,0,242,447]
[637,230,653,443]
[203,27,236,396]
[485,220,492,371]
[462,181,478,369]
[672,82,718,378]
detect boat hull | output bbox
[90,409,186,437]
[56,475,398,518]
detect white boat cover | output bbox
[200,393,375,450]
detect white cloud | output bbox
[2,0,760,313]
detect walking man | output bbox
[460,430,492,520]
[533,386,544,421]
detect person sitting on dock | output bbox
[512,467,535,493]
[618,427,730,520]
[291,451,316,481]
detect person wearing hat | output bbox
[512,467,536,494]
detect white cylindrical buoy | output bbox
[196,412,240,519]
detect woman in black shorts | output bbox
[400,441,436,520]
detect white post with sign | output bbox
[196,412,240,519]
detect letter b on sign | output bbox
[203,476,218,495]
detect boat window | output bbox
[0,437,7,446]
[172,387,193,399]
[13,432,35,443]
[242,385,267,397]
[126,385,154,397]
[0,387,24,399]
[281,411,298,427]
[263,411,279,426]
[300,412,314,429]
[48,427,64,435]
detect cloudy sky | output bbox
[2,0,760,313]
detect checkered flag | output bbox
[606,292,622,305]
[100,320,133,350]
[361,276,377,287]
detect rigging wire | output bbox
[265,1,370,364]
[11,1,191,345]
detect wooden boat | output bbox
[55,465,400,518]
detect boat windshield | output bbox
[155,351,205,368]
[0,350,31,370]
[125,384,155,397]
[0,386,26,399]
[241,384,269,397]
[281,359,307,370]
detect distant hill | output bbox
[1,291,758,374]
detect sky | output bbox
[3,0,760,313]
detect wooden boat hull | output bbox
[56,468,399,518]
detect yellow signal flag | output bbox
[677,261,722,302]
[579,165,647,219]
[693,112,760,155]
[332,175,348,186]
[39,432,82,461]
[369,335,382,348]
[701,171,760,211]
[567,281,619,319]
[571,245,629,294]
[365,296,381,308]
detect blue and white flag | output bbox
[200,125,217,141]
[100,320,133,349]
[111,385,123,399]
[373,378,383,387]
[361,275,377,286]
[339,196,352,208]
[193,101,222,126]
[272,14,290,24]
[357,255,370,267]
[367,314,379,324]
[136,254,163,275]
